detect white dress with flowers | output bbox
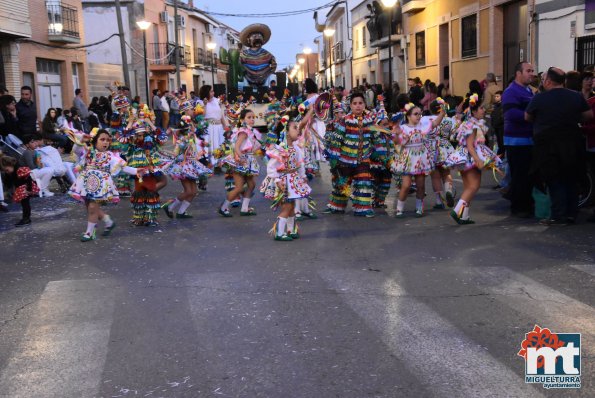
[432,116,457,167]
[164,131,212,180]
[260,142,311,202]
[69,149,137,203]
[391,119,434,176]
[222,126,262,176]
[444,117,501,171]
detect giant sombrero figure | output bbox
[239,23,277,86]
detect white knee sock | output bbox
[170,198,182,213]
[102,214,113,228]
[86,222,96,235]
[241,197,250,212]
[445,182,453,194]
[178,200,191,214]
[396,200,405,212]
[277,217,287,237]
[435,192,443,205]
[302,198,311,214]
[221,199,230,211]
[454,199,468,218]
[416,198,424,212]
[462,204,470,220]
[287,216,296,233]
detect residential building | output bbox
[314,2,353,90]
[11,0,88,117]
[0,1,32,96]
[82,0,141,100]
[536,0,593,72]
[352,0,379,88]
[83,0,239,103]
[402,0,534,95]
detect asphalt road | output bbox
[0,166,593,397]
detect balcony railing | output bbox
[46,1,80,43]
[148,43,190,66]
[193,48,218,68]
[333,41,345,62]
[194,48,206,65]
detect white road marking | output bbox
[318,269,542,398]
[0,279,118,398]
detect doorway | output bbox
[38,85,63,115]
[503,1,528,84]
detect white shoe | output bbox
[42,190,55,197]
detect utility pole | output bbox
[114,0,131,91]
[174,0,181,89]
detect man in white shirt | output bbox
[160,91,171,129]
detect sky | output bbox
[195,0,334,69]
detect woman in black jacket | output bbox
[41,108,69,149]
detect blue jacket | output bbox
[502,81,534,146]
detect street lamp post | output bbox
[136,20,151,106]
[324,27,335,88]
[303,47,312,79]
[207,41,217,86]
[381,0,399,88]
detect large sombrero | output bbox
[314,92,332,121]
[239,24,272,46]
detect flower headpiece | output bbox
[404,103,416,112]
[194,103,205,116]
[468,93,479,106]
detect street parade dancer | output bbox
[426,98,457,209]
[324,92,391,217]
[162,115,212,219]
[391,102,445,218]
[125,118,170,227]
[445,94,502,224]
[106,83,134,197]
[369,96,395,208]
[219,108,262,217]
[260,116,312,241]
[68,129,144,241]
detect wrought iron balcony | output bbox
[193,48,217,68]
[148,43,190,66]
[333,41,345,63]
[194,48,206,66]
[46,1,80,43]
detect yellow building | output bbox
[403,0,534,96]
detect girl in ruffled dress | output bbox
[69,129,142,241]
[218,109,262,217]
[162,116,212,219]
[426,99,457,209]
[391,103,445,217]
[444,94,502,224]
[0,154,39,227]
[260,118,311,241]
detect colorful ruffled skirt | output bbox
[391,143,434,176]
[444,143,502,171]
[164,155,213,180]
[260,172,311,203]
[69,169,120,203]
[222,153,260,176]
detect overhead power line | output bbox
[17,33,120,49]
[203,1,337,18]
